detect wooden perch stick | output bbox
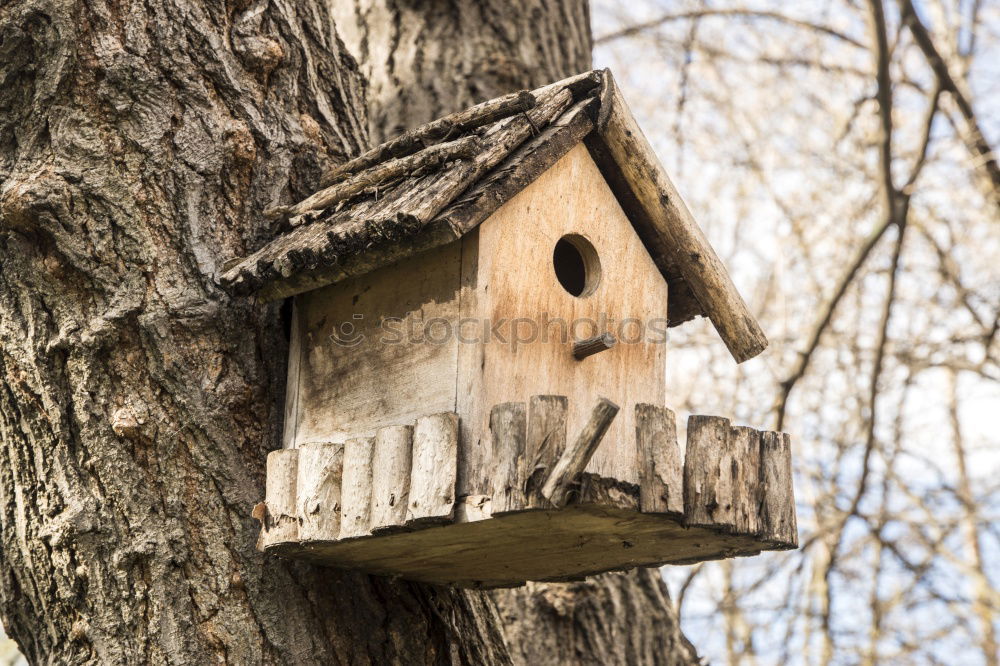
[572,333,617,360]
[541,397,620,508]
[267,135,484,223]
[320,90,536,186]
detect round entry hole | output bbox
[553,234,601,297]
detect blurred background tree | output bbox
[592,0,999,663]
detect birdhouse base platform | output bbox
[256,401,797,588]
[265,476,791,588]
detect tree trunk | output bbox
[332,0,594,144]
[0,0,698,663]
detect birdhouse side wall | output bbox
[284,241,463,447]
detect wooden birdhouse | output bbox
[223,70,797,588]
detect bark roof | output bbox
[220,70,767,361]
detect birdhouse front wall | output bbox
[455,143,668,491]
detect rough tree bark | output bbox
[332,0,595,144]
[0,0,698,663]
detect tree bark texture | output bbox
[332,0,594,144]
[0,0,698,663]
[497,571,699,666]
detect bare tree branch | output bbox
[899,0,1000,206]
[596,9,866,48]
[773,49,941,430]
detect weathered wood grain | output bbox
[683,415,736,530]
[759,431,797,546]
[288,241,461,447]
[577,473,640,512]
[525,395,568,508]
[296,442,345,542]
[370,425,414,533]
[262,449,299,547]
[489,403,528,515]
[320,89,536,186]
[436,95,598,238]
[407,413,459,526]
[455,495,492,523]
[635,404,683,515]
[339,436,375,539]
[269,136,484,223]
[541,398,620,508]
[729,426,761,535]
[586,71,767,363]
[274,480,787,589]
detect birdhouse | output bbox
[223,70,797,588]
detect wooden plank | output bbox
[683,415,736,530]
[759,431,797,546]
[729,426,761,535]
[267,481,785,589]
[525,395,568,509]
[407,413,459,526]
[280,302,302,449]
[339,436,375,539]
[489,403,528,515]
[296,442,345,542]
[262,449,299,547]
[541,398,620,508]
[635,404,683,515]
[454,228,486,501]
[370,425,413,533]
[290,241,462,447]
[586,70,767,363]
